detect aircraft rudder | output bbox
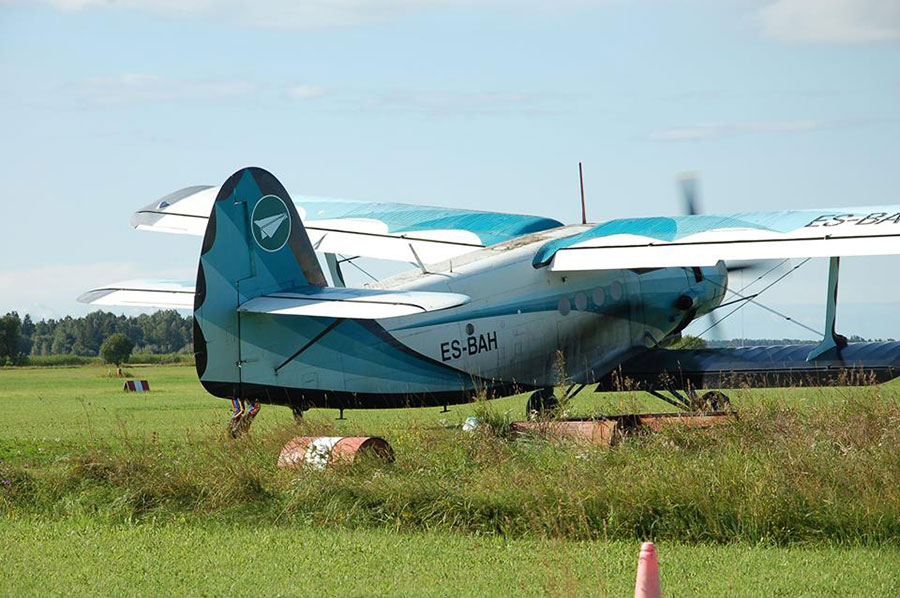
[193,166,326,387]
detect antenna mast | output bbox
[578,162,587,224]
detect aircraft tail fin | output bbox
[193,167,327,384]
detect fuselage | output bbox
[221,222,728,407]
[371,225,727,390]
[229,225,727,406]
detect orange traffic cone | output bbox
[634,541,662,598]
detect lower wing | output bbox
[597,342,900,391]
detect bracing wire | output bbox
[734,259,789,294]
[698,258,822,338]
[337,254,379,282]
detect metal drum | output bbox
[277,436,395,470]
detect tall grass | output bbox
[128,352,194,365]
[23,355,99,367]
[2,386,898,545]
[13,352,193,368]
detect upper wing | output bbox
[534,207,900,270]
[134,186,563,264]
[596,342,900,390]
[78,279,469,319]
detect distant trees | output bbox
[100,333,134,369]
[664,334,708,350]
[707,336,896,348]
[0,312,27,365]
[2,310,193,358]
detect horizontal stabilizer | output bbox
[535,206,900,270]
[238,288,470,319]
[77,280,195,309]
[79,280,468,318]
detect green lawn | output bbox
[2,365,899,596]
[1,363,645,462]
[1,363,887,455]
[2,518,898,597]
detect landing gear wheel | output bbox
[291,405,306,423]
[526,387,559,420]
[696,391,731,412]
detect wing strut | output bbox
[324,253,346,287]
[409,243,429,274]
[807,257,848,361]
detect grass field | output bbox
[2,364,900,596]
[3,518,898,597]
[2,363,886,452]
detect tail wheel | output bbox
[696,390,731,412]
[228,399,261,438]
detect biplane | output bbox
[80,166,900,432]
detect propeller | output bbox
[678,172,700,216]
[722,262,764,275]
[676,172,769,341]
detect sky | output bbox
[1,0,899,340]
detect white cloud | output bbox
[759,0,900,44]
[76,73,254,105]
[17,0,900,41]
[649,118,876,141]
[348,88,574,117]
[19,0,475,30]
[286,84,328,101]
[281,84,575,116]
[8,0,608,30]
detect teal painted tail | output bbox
[193,167,326,390]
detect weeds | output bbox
[10,352,194,368]
[472,395,516,440]
[2,387,899,546]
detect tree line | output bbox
[706,336,894,348]
[0,310,193,365]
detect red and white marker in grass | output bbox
[634,542,662,598]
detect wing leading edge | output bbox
[133,185,563,264]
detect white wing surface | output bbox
[533,207,900,271]
[79,280,469,319]
[239,288,469,319]
[133,185,563,264]
[77,280,196,309]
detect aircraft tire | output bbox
[698,390,730,412]
[526,387,559,420]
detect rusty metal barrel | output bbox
[277,436,395,470]
[511,420,619,446]
[511,413,733,447]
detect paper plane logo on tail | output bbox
[250,195,292,252]
[255,213,288,239]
